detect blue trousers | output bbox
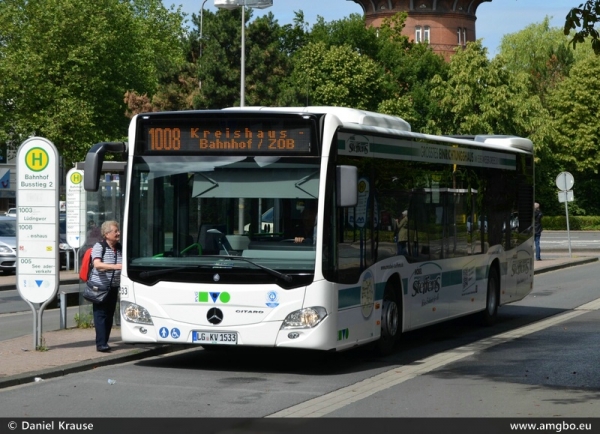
[534,233,541,260]
[92,287,119,347]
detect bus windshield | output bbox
[127,155,321,283]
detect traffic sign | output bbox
[558,191,574,203]
[555,172,574,258]
[556,172,574,191]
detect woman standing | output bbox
[89,221,122,352]
[395,210,409,255]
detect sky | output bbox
[162,0,572,57]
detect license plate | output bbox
[192,331,237,345]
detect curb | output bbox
[0,344,194,390]
[533,257,598,275]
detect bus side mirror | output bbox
[84,142,127,191]
[336,165,358,207]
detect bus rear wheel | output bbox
[376,286,400,356]
[481,266,499,326]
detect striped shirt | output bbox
[88,241,122,288]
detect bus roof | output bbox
[441,134,534,153]
[223,107,534,153]
[223,106,412,132]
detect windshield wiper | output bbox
[205,255,293,283]
[138,256,293,283]
[202,228,293,283]
[139,266,189,278]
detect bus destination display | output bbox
[141,118,313,154]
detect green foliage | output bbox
[500,18,574,102]
[564,0,600,54]
[542,215,600,230]
[74,311,94,329]
[279,11,310,56]
[290,42,385,110]
[547,55,600,174]
[36,336,49,352]
[194,9,293,108]
[245,13,295,106]
[0,0,185,167]
[309,13,380,55]
[427,41,551,143]
[496,19,600,214]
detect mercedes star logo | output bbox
[207,307,223,325]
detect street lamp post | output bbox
[198,0,209,89]
[200,0,209,58]
[213,0,273,107]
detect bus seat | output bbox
[198,224,226,255]
[226,235,250,251]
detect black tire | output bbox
[376,284,401,356]
[481,266,499,326]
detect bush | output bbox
[543,216,600,230]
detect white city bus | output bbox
[84,107,534,354]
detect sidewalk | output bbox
[0,255,597,390]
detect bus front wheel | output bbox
[481,266,499,326]
[376,286,401,356]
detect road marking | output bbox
[268,300,600,418]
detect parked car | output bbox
[0,216,16,275]
[0,240,16,274]
[4,208,16,217]
[59,213,75,269]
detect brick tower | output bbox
[349,0,491,60]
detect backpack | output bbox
[79,242,106,282]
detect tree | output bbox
[309,13,381,57]
[500,18,574,102]
[374,15,448,132]
[548,55,600,174]
[290,41,385,110]
[428,41,550,140]
[544,54,600,215]
[304,12,447,131]
[564,0,600,54]
[497,19,576,214]
[244,13,295,106]
[0,0,185,167]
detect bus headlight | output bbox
[281,307,327,329]
[121,301,153,325]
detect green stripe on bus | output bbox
[340,266,495,309]
[338,282,386,309]
[370,142,418,157]
[442,270,463,287]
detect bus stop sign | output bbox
[16,137,59,305]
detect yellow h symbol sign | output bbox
[25,147,49,172]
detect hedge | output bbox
[543,216,600,230]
